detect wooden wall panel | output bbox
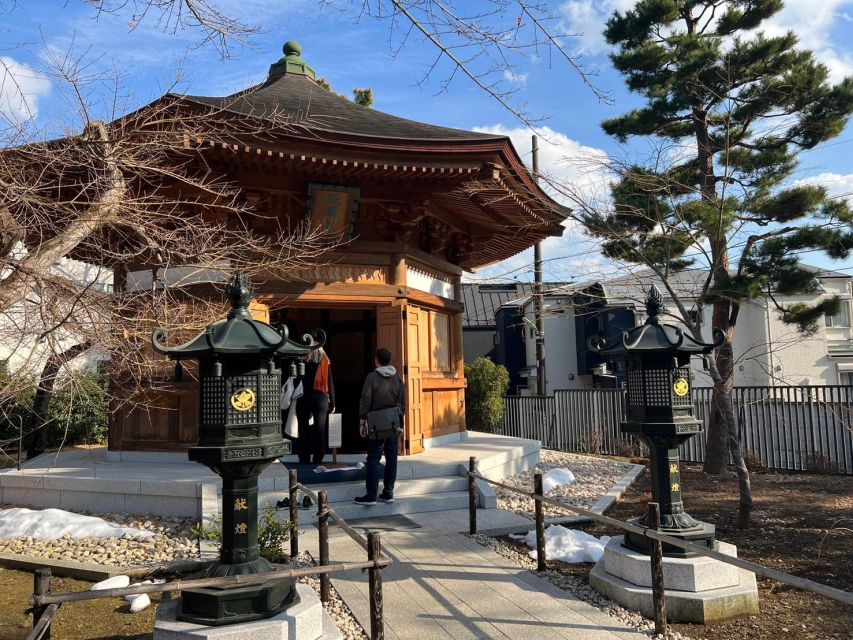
[429,311,451,372]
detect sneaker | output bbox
[301,495,313,510]
[353,495,377,506]
[276,497,290,510]
[378,492,394,503]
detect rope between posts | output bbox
[296,482,384,557]
[28,559,391,607]
[468,470,853,606]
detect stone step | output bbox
[255,475,468,506]
[265,490,472,522]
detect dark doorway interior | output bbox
[270,306,377,453]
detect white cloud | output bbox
[558,0,853,82]
[503,69,529,85]
[469,124,613,283]
[761,0,853,83]
[794,172,853,202]
[0,57,51,123]
[558,0,637,56]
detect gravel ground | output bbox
[295,552,368,640]
[0,507,198,566]
[496,450,636,518]
[469,533,697,640]
[0,503,367,639]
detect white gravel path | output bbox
[496,450,636,518]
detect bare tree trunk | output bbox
[706,355,753,528]
[27,342,92,459]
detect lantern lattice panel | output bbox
[259,373,281,423]
[627,370,645,407]
[201,377,227,425]
[627,367,694,407]
[672,366,692,406]
[227,376,259,425]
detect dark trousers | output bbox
[296,392,329,464]
[365,436,398,500]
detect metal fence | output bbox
[500,386,853,475]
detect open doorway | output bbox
[269,306,377,453]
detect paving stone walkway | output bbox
[302,509,645,640]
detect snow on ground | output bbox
[542,468,576,493]
[496,450,635,519]
[0,508,154,540]
[0,506,198,565]
[512,525,610,563]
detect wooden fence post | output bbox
[289,469,299,559]
[468,456,477,535]
[534,473,546,572]
[367,531,384,640]
[33,568,51,640]
[317,490,330,603]
[648,502,667,636]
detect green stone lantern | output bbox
[591,285,722,556]
[152,272,321,625]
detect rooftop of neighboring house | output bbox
[461,282,569,328]
[504,265,851,314]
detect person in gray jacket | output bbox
[354,348,406,506]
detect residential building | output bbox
[503,267,853,394]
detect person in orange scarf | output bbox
[296,347,335,465]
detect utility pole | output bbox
[532,135,546,396]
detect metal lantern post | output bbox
[152,272,320,625]
[592,286,722,556]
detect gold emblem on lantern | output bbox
[235,523,248,534]
[671,483,681,492]
[673,378,689,397]
[231,387,257,412]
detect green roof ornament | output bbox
[268,40,316,80]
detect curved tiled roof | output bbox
[177,72,506,143]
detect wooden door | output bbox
[375,304,424,454]
[405,305,426,454]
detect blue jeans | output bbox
[365,436,398,500]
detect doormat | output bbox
[343,514,422,532]
[277,461,370,485]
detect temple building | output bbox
[111,41,567,455]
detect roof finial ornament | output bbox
[268,39,316,80]
[645,285,663,325]
[226,271,253,317]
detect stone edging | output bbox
[0,550,211,581]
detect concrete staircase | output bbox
[257,474,472,521]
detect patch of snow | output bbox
[0,508,154,541]
[128,593,150,612]
[542,468,576,493]
[519,525,610,564]
[91,575,130,591]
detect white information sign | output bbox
[328,413,342,449]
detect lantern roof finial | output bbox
[645,285,663,324]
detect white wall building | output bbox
[513,267,853,393]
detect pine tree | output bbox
[588,0,853,525]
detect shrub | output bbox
[464,357,509,433]
[0,369,109,453]
[193,505,293,563]
[743,450,765,471]
[803,451,840,475]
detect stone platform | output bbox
[153,583,341,640]
[0,431,537,519]
[590,536,759,623]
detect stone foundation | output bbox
[590,535,759,624]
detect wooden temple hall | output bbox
[112,41,567,456]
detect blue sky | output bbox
[2,0,852,283]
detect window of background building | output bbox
[824,303,850,327]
